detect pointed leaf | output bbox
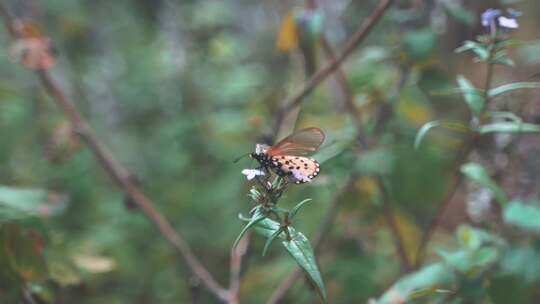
[290,198,312,219]
[478,122,540,134]
[487,111,522,123]
[503,200,540,232]
[461,163,508,206]
[252,218,326,302]
[262,228,283,256]
[0,186,67,222]
[377,263,455,303]
[281,228,327,302]
[489,82,540,98]
[233,207,267,248]
[457,76,484,116]
[414,120,470,149]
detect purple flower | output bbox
[481,8,520,35]
[481,8,502,29]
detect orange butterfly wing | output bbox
[266,128,325,157]
[269,155,320,184]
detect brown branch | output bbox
[272,0,394,136]
[377,177,413,272]
[320,36,358,124]
[228,234,251,304]
[0,3,230,302]
[266,178,356,304]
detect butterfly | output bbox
[250,128,325,184]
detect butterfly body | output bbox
[250,128,324,184]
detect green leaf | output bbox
[234,207,267,248]
[262,228,283,257]
[252,218,327,302]
[490,50,514,66]
[456,41,489,61]
[478,122,540,134]
[457,225,482,251]
[414,120,470,149]
[290,198,312,219]
[457,75,484,116]
[252,217,282,238]
[442,2,475,26]
[281,228,327,302]
[503,200,540,232]
[500,246,540,283]
[461,163,508,206]
[486,111,522,123]
[376,263,455,303]
[0,186,67,222]
[402,29,437,61]
[489,82,540,98]
[0,224,48,281]
[438,247,498,273]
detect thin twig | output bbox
[266,178,355,304]
[377,177,413,272]
[228,235,251,304]
[0,3,230,302]
[320,36,359,124]
[272,0,395,138]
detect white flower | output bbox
[242,169,265,180]
[497,16,519,29]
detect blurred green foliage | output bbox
[1,0,540,303]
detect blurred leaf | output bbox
[503,200,540,232]
[442,2,475,25]
[489,275,531,304]
[376,263,455,303]
[457,75,484,116]
[414,120,470,149]
[456,41,489,61]
[0,186,67,222]
[500,246,540,284]
[402,29,436,61]
[314,138,354,164]
[490,51,514,66]
[356,147,395,175]
[478,122,540,134]
[234,207,267,248]
[393,211,421,264]
[438,247,498,273]
[461,163,508,206]
[73,255,116,273]
[457,225,482,251]
[277,11,299,52]
[488,82,540,98]
[1,224,48,282]
[487,111,522,123]
[397,86,434,126]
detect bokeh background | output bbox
[1,0,540,303]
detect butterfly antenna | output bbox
[233,153,251,163]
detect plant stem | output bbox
[414,41,497,269]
